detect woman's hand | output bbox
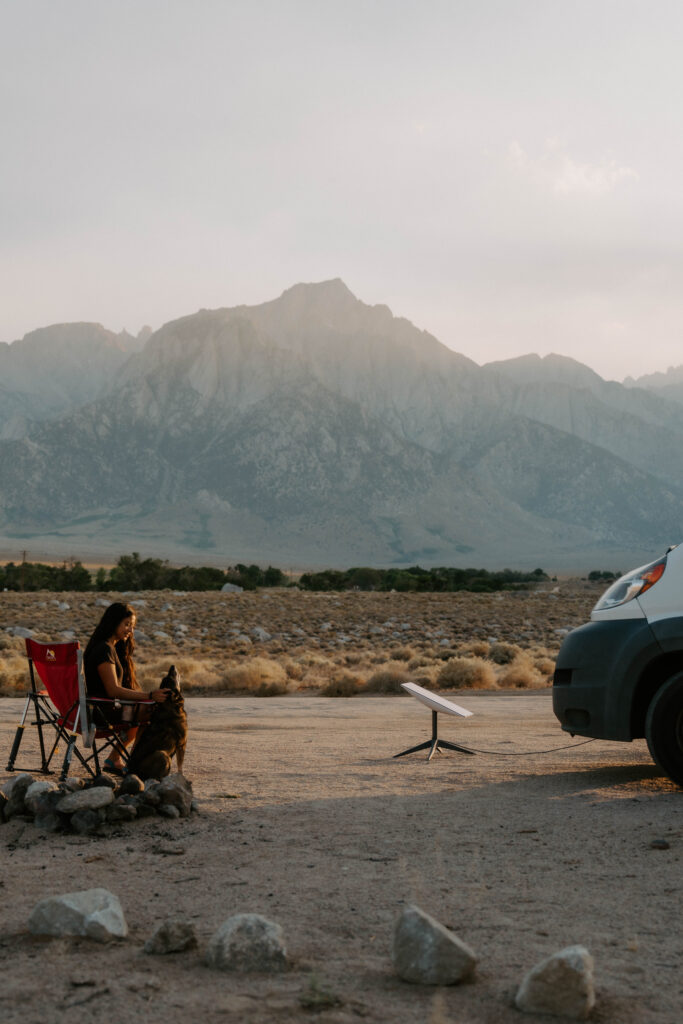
[150,689,169,702]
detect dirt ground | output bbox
[1,691,681,1024]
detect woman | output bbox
[84,601,167,774]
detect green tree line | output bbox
[297,565,549,592]
[0,554,287,592]
[0,555,550,593]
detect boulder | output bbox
[31,790,66,832]
[392,904,477,985]
[515,945,595,1019]
[156,774,193,817]
[3,773,35,818]
[70,808,107,835]
[91,774,117,789]
[118,774,144,796]
[24,781,57,815]
[28,888,128,942]
[157,804,180,819]
[206,914,287,973]
[56,787,114,813]
[106,801,138,823]
[144,919,198,955]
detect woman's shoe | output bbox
[103,758,124,777]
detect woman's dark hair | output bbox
[115,636,139,690]
[84,602,136,660]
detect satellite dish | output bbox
[395,681,475,761]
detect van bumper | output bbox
[552,618,661,740]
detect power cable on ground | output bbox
[461,738,597,756]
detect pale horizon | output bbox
[3,1,683,382]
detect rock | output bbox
[130,798,156,818]
[24,781,57,815]
[61,777,86,791]
[156,774,193,817]
[3,773,35,817]
[252,627,271,641]
[392,904,477,985]
[91,774,117,789]
[2,772,34,800]
[34,811,63,832]
[206,914,287,973]
[33,790,67,831]
[144,919,198,954]
[515,945,595,1019]
[106,801,138,823]
[28,888,128,942]
[10,626,34,638]
[118,774,144,796]
[221,583,243,593]
[142,785,162,807]
[158,804,180,819]
[56,787,114,813]
[71,808,107,835]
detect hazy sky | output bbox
[2,0,683,380]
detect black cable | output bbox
[462,738,597,756]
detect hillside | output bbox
[0,281,681,569]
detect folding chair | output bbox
[6,638,154,781]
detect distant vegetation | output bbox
[587,569,621,582]
[0,554,287,593]
[0,555,549,593]
[297,566,549,592]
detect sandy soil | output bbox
[1,692,680,1024]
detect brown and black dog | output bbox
[126,665,187,780]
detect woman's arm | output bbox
[96,662,167,702]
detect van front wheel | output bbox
[645,673,683,787]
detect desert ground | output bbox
[1,585,681,1023]
[0,582,600,697]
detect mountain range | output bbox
[0,279,681,571]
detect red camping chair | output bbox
[6,639,154,781]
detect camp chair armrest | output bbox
[87,697,156,706]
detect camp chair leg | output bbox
[60,733,78,782]
[6,724,26,771]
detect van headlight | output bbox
[594,556,667,611]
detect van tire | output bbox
[645,673,683,787]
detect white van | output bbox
[553,545,683,786]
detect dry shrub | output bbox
[457,640,490,658]
[283,660,304,681]
[436,656,497,690]
[409,673,439,691]
[497,655,545,689]
[488,642,520,665]
[533,656,556,678]
[408,655,435,671]
[0,655,26,695]
[222,657,289,695]
[365,662,409,694]
[391,646,416,662]
[0,635,26,654]
[137,657,223,693]
[321,672,366,697]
